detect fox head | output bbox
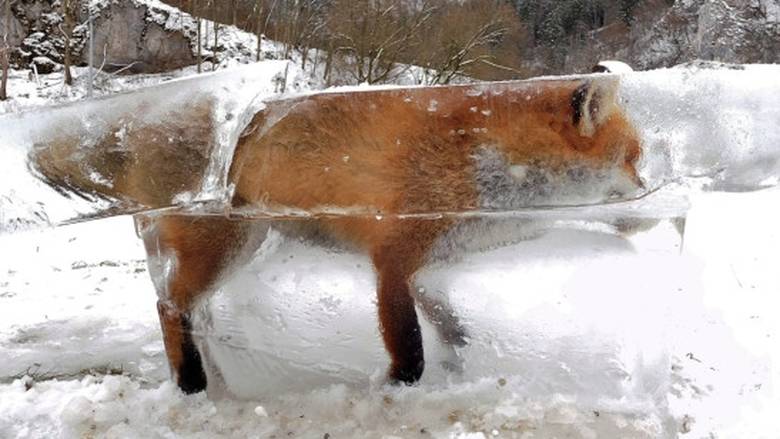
[465,78,643,209]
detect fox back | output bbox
[229,78,641,218]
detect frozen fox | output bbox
[31,77,642,393]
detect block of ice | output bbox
[3,63,777,235]
[3,63,780,418]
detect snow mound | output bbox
[0,374,669,438]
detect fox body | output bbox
[32,77,643,393]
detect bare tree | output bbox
[276,0,310,59]
[322,37,334,85]
[60,0,76,85]
[253,0,279,62]
[161,0,532,83]
[193,0,202,73]
[253,0,264,61]
[211,0,219,70]
[328,0,434,84]
[417,0,526,84]
[1,0,11,101]
[87,8,94,97]
[283,0,326,70]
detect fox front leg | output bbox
[371,219,450,384]
[138,214,251,393]
[156,300,207,393]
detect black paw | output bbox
[178,338,207,394]
[389,359,425,385]
[178,372,207,394]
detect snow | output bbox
[2,187,780,437]
[0,217,165,384]
[594,60,634,73]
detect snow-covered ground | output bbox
[1,0,330,117]
[2,187,780,438]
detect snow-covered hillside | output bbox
[0,15,317,115]
[0,0,431,116]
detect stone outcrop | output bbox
[0,5,25,48]
[522,0,779,75]
[7,0,197,74]
[632,0,780,69]
[87,1,195,73]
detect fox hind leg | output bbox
[156,300,207,393]
[413,287,468,347]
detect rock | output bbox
[7,0,197,74]
[138,22,196,72]
[631,0,780,69]
[0,4,25,48]
[87,2,195,74]
[31,56,59,74]
[520,0,778,75]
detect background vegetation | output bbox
[163,0,665,83]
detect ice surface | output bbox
[0,63,776,236]
[620,63,780,193]
[134,64,780,433]
[0,61,290,232]
[193,217,683,400]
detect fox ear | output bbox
[571,80,619,137]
